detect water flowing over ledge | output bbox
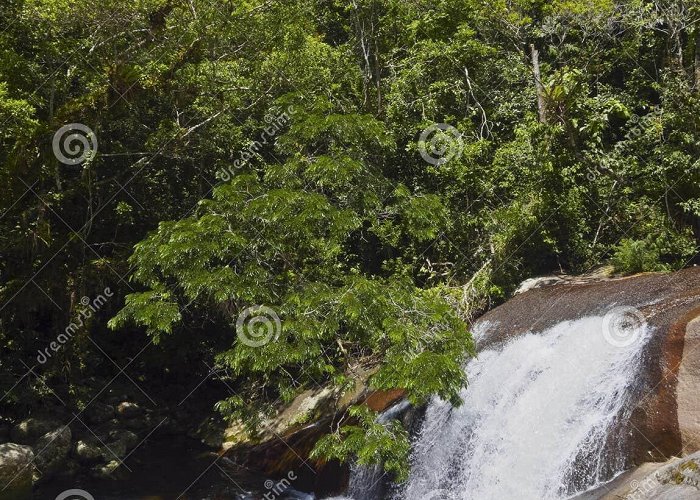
[341,268,700,500]
[400,315,652,499]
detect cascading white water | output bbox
[343,401,413,500]
[397,315,652,500]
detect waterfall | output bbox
[397,315,652,500]
[332,401,412,500]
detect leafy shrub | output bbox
[611,238,666,275]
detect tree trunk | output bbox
[530,44,547,123]
[695,29,700,89]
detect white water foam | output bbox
[338,401,413,500]
[397,315,652,500]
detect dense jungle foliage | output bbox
[2,0,700,477]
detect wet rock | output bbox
[9,418,54,445]
[191,416,225,449]
[90,459,121,480]
[106,430,139,458]
[0,443,34,500]
[576,451,700,499]
[86,402,114,424]
[677,314,700,455]
[116,402,143,419]
[476,267,700,464]
[34,427,71,477]
[363,389,405,412]
[72,439,104,463]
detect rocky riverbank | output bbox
[5,268,700,499]
[0,361,403,499]
[0,378,224,500]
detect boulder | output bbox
[34,427,71,477]
[0,443,34,500]
[90,459,121,480]
[72,439,104,463]
[222,360,404,497]
[86,402,114,424]
[576,452,700,499]
[197,417,226,449]
[105,430,139,459]
[677,314,700,456]
[116,402,143,419]
[9,418,54,445]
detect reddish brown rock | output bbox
[221,362,407,497]
[363,388,406,412]
[678,313,700,456]
[477,267,700,466]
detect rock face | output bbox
[474,267,700,499]
[222,361,405,496]
[677,315,700,456]
[116,401,143,419]
[9,419,54,446]
[575,452,700,499]
[477,267,700,466]
[34,427,72,477]
[0,443,34,500]
[220,268,700,497]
